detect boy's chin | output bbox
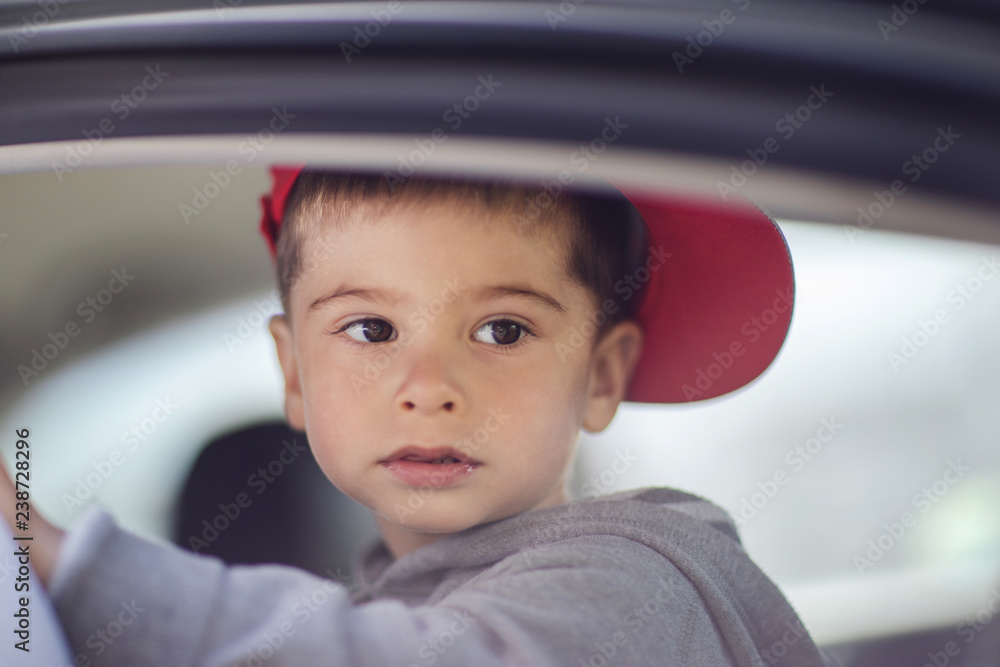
[373,498,508,534]
[378,500,490,535]
[370,484,569,535]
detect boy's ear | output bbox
[268,315,306,431]
[582,320,644,434]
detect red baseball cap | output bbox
[259,166,793,404]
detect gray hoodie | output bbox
[51,487,838,666]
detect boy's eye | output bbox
[473,320,527,346]
[341,319,396,343]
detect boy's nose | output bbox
[401,398,455,413]
[395,353,464,416]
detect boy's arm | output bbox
[47,508,789,667]
[42,496,837,667]
[48,507,565,667]
[0,458,64,589]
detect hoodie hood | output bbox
[352,487,835,667]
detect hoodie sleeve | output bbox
[50,506,838,667]
[50,507,558,667]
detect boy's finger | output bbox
[0,455,65,588]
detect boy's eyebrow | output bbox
[308,283,566,316]
[308,285,406,313]
[475,284,566,315]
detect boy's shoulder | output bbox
[356,485,741,595]
[357,487,836,667]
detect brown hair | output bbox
[275,170,647,338]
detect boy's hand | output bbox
[0,457,64,590]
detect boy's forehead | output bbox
[304,189,574,265]
[339,188,560,229]
[294,196,584,306]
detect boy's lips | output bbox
[379,446,482,488]
[380,446,481,466]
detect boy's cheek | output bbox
[299,348,367,391]
[308,433,372,480]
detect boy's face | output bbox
[270,195,641,544]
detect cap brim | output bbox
[622,192,794,403]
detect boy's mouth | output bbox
[379,446,483,488]
[380,446,481,466]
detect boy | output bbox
[1,167,837,666]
